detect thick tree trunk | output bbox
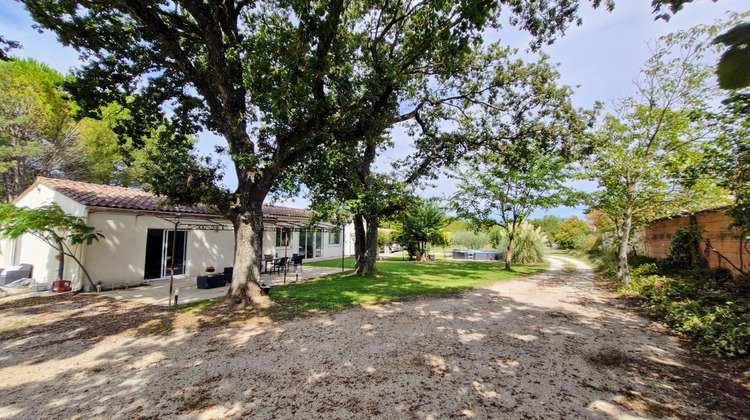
[354,213,378,274]
[615,210,633,286]
[505,235,514,270]
[226,202,268,307]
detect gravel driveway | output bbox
[0,256,747,419]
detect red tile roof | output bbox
[32,177,311,219]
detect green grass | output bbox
[273,259,549,312]
[306,257,357,269]
[0,319,31,332]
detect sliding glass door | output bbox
[144,229,188,280]
[298,229,322,260]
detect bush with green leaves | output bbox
[555,215,591,249]
[492,221,548,263]
[377,231,392,250]
[662,225,708,270]
[583,235,603,253]
[601,249,750,358]
[452,230,489,250]
[623,271,749,357]
[530,215,563,243]
[391,203,448,260]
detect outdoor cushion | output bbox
[197,275,226,289]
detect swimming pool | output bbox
[452,250,502,261]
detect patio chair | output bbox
[272,257,288,274]
[291,255,304,270]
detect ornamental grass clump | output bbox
[492,221,548,264]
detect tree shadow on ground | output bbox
[0,266,748,419]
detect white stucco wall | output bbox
[186,228,235,275]
[84,212,235,287]
[2,184,88,287]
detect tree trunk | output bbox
[615,210,633,286]
[505,235,514,270]
[54,238,65,282]
[353,214,366,271]
[354,213,378,274]
[226,202,268,307]
[61,243,97,290]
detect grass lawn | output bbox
[274,257,549,312]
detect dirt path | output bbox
[0,256,747,419]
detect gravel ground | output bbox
[0,256,747,419]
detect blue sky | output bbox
[1,1,744,219]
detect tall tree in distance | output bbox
[0,58,73,201]
[585,24,730,286]
[0,58,149,201]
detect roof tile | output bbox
[35,177,311,219]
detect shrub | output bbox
[662,225,708,270]
[556,216,591,249]
[584,235,603,253]
[452,230,489,250]
[493,221,548,263]
[530,215,563,243]
[622,270,750,357]
[377,231,392,249]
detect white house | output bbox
[0,177,355,290]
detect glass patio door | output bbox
[144,229,187,280]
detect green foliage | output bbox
[0,203,103,287]
[713,22,750,90]
[491,221,548,263]
[598,253,750,357]
[624,272,749,357]
[391,204,449,259]
[583,235,603,253]
[555,216,591,249]
[443,219,472,233]
[703,91,750,274]
[584,22,734,283]
[530,215,564,242]
[662,225,709,269]
[377,231,392,248]
[452,230,490,250]
[0,58,150,201]
[450,78,591,234]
